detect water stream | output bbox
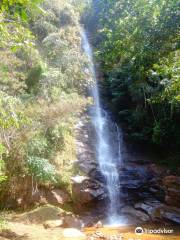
[82,30,122,225]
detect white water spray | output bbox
[82,30,122,224]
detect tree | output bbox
[91,0,180,156]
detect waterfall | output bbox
[81,30,122,224]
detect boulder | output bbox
[93,221,103,228]
[71,176,106,204]
[148,186,165,201]
[162,175,180,207]
[77,160,98,175]
[163,175,180,187]
[165,194,180,208]
[121,206,150,222]
[89,169,106,183]
[16,205,63,224]
[134,200,180,224]
[159,207,180,224]
[39,188,71,206]
[150,164,168,177]
[43,219,64,229]
[63,213,84,229]
[134,200,164,220]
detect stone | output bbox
[63,213,84,229]
[158,206,180,224]
[0,230,20,239]
[93,231,105,239]
[119,179,144,189]
[71,175,89,184]
[71,175,106,204]
[39,188,71,206]
[162,175,180,208]
[134,200,180,224]
[17,205,63,224]
[148,187,165,201]
[43,219,63,229]
[165,194,180,208]
[93,221,103,228]
[89,169,106,183]
[134,200,164,220]
[150,164,168,177]
[163,175,180,187]
[118,164,153,190]
[121,206,150,222]
[78,161,97,175]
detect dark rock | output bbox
[89,169,106,183]
[159,206,180,224]
[162,175,180,208]
[121,206,150,222]
[71,175,106,204]
[134,200,164,220]
[134,200,180,224]
[150,164,168,177]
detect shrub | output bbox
[26,135,49,158]
[26,65,43,94]
[27,156,57,184]
[0,144,7,184]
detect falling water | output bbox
[81,30,122,224]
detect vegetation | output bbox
[0,0,89,207]
[88,0,180,163]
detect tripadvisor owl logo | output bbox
[135,227,144,235]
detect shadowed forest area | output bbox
[86,0,180,166]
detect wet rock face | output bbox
[117,162,166,205]
[121,205,150,222]
[134,200,180,224]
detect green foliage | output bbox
[91,0,180,159]
[0,0,43,21]
[0,144,7,184]
[0,0,89,206]
[26,65,43,93]
[0,0,90,207]
[0,213,7,230]
[0,50,27,94]
[0,91,29,130]
[26,135,49,158]
[27,156,57,183]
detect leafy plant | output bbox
[0,144,7,184]
[27,156,57,183]
[91,0,180,159]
